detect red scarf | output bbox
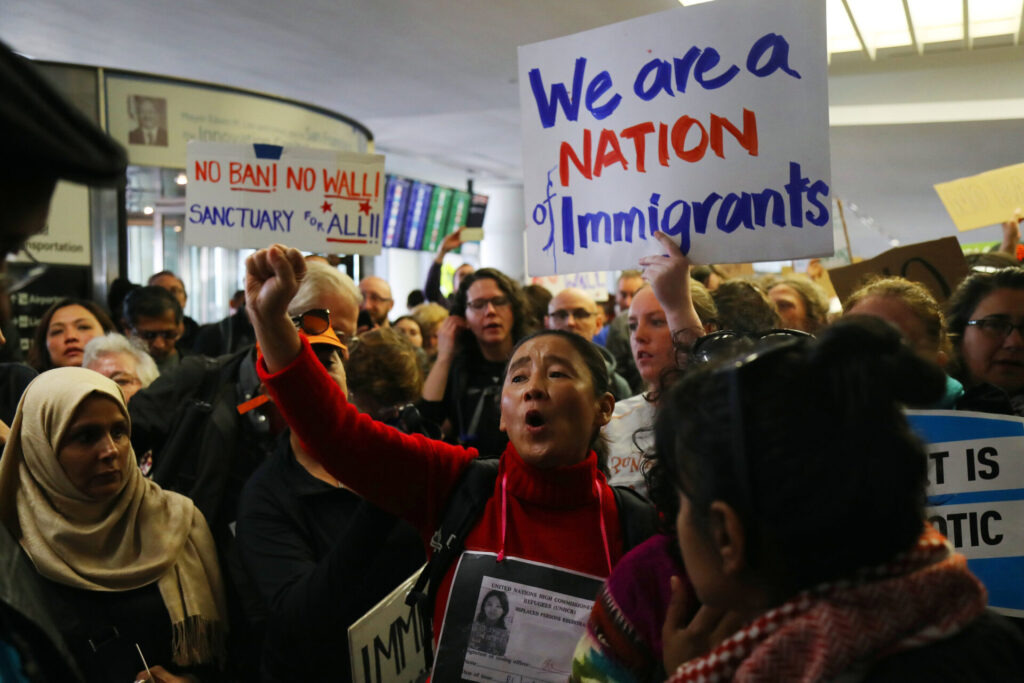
[668,526,986,682]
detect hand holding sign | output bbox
[639,232,705,339]
[245,244,305,372]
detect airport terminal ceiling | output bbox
[4,0,1024,257]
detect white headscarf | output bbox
[0,367,226,666]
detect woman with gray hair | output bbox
[83,332,159,403]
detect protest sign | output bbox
[530,271,610,300]
[518,0,831,276]
[907,410,1024,617]
[827,236,968,305]
[348,568,430,683]
[934,163,1024,232]
[185,141,384,255]
[432,552,602,682]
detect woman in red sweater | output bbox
[244,243,689,680]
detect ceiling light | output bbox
[827,0,864,54]
[143,206,154,215]
[906,0,963,45]
[969,0,1022,39]
[678,0,716,5]
[173,225,183,232]
[845,0,913,56]
[175,172,188,185]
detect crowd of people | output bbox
[2,37,1024,683]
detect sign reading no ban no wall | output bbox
[517,0,833,276]
[185,141,385,255]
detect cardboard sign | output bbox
[185,141,384,255]
[348,567,430,683]
[907,410,1024,618]
[518,0,832,276]
[934,163,1024,232]
[828,236,968,305]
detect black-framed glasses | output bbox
[466,296,509,311]
[548,307,594,322]
[690,328,813,366]
[133,328,181,343]
[966,316,1024,339]
[292,308,330,335]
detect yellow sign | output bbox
[934,163,1024,232]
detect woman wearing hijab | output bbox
[0,368,226,683]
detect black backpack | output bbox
[405,457,658,665]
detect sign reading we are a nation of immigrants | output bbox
[518,0,832,275]
[186,141,385,255]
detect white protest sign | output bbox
[348,567,430,683]
[907,409,1024,617]
[186,141,384,255]
[530,271,610,300]
[518,0,832,276]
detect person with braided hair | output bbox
[658,316,1024,682]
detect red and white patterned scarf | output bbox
[668,526,986,683]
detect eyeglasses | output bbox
[363,292,392,304]
[690,328,813,366]
[133,328,181,343]
[466,296,509,311]
[548,308,594,322]
[966,316,1024,339]
[292,308,353,347]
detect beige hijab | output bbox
[0,367,226,666]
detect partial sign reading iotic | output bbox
[907,409,1024,617]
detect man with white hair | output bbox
[545,287,633,400]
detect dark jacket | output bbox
[128,347,275,681]
[424,260,454,310]
[864,609,1024,681]
[418,351,507,456]
[0,526,82,682]
[236,440,425,682]
[597,345,634,401]
[605,312,643,394]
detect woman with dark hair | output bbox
[244,245,655,679]
[946,267,1024,415]
[658,317,1023,681]
[27,298,115,372]
[468,590,510,655]
[420,267,536,455]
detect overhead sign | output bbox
[518,0,832,276]
[828,236,969,305]
[10,182,91,266]
[908,409,1024,618]
[934,163,1024,232]
[185,141,384,255]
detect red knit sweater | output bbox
[258,338,625,636]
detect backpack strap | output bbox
[406,457,499,665]
[611,485,658,554]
